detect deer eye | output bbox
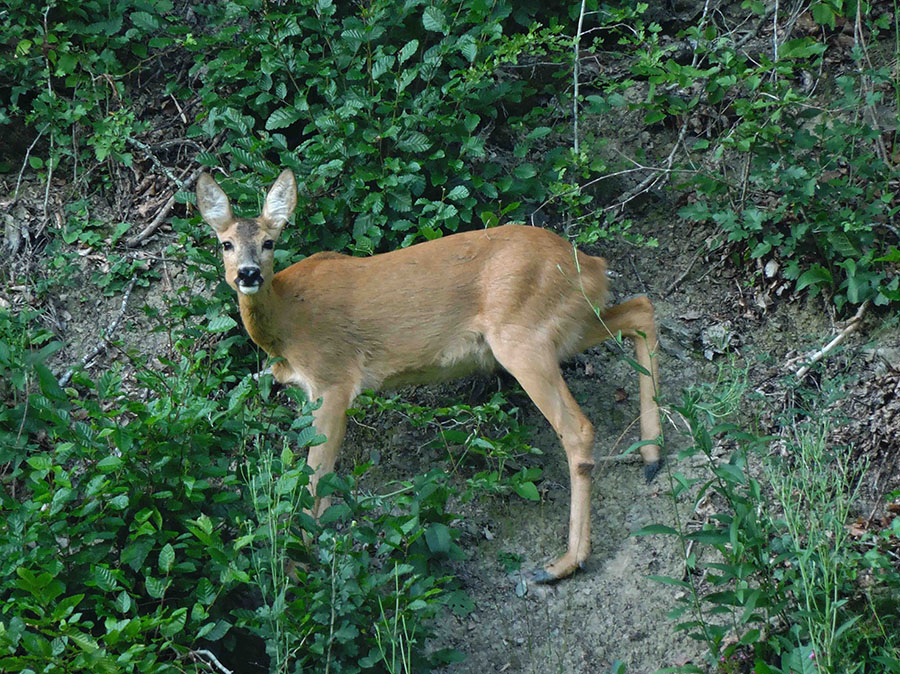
[222,241,234,252]
[262,240,274,250]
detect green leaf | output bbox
[623,356,651,377]
[874,246,900,263]
[513,164,537,180]
[422,6,446,32]
[161,608,187,638]
[115,591,131,614]
[810,2,836,27]
[35,362,66,400]
[51,594,85,621]
[108,494,129,510]
[207,315,238,333]
[779,37,827,59]
[196,578,217,605]
[69,630,99,653]
[425,522,452,554]
[266,107,303,130]
[198,619,231,641]
[158,543,175,574]
[131,11,159,31]
[624,438,661,456]
[585,95,609,114]
[458,34,477,62]
[446,185,469,201]
[92,566,118,592]
[632,524,678,536]
[97,455,124,472]
[795,264,833,292]
[513,481,540,501]
[827,231,860,258]
[398,39,419,64]
[145,576,167,599]
[397,131,432,153]
[371,54,394,80]
[686,529,729,545]
[296,425,326,448]
[26,454,53,471]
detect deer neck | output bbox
[236,281,285,357]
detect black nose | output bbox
[237,266,262,285]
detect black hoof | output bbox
[530,568,559,584]
[644,459,663,483]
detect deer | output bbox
[196,169,661,582]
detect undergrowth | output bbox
[640,365,900,674]
[0,308,469,672]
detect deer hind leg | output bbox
[306,386,353,518]
[593,295,662,479]
[488,334,595,582]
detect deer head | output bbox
[196,169,297,295]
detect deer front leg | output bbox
[305,387,352,518]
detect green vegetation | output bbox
[0,308,468,672]
[639,372,900,673]
[2,0,899,672]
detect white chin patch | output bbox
[238,284,260,295]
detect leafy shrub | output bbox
[352,390,544,503]
[667,6,900,311]
[183,0,574,252]
[641,375,900,673]
[0,0,178,169]
[0,306,462,672]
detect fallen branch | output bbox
[664,243,706,297]
[126,137,182,185]
[56,276,139,387]
[190,649,233,674]
[793,300,869,379]
[125,168,202,247]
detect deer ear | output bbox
[261,169,297,229]
[196,174,234,233]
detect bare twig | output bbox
[126,137,182,185]
[853,0,890,165]
[56,276,140,387]
[608,117,691,209]
[735,6,776,49]
[125,168,202,247]
[190,649,234,674]
[793,300,869,379]
[772,0,780,61]
[664,243,707,296]
[14,124,48,202]
[573,0,588,156]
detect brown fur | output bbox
[197,169,662,581]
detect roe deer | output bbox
[197,169,661,582]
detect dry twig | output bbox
[125,168,202,247]
[190,649,233,674]
[792,300,869,379]
[664,244,707,297]
[56,276,140,387]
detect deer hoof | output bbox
[644,459,663,483]
[530,568,560,584]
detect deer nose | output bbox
[237,266,263,286]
